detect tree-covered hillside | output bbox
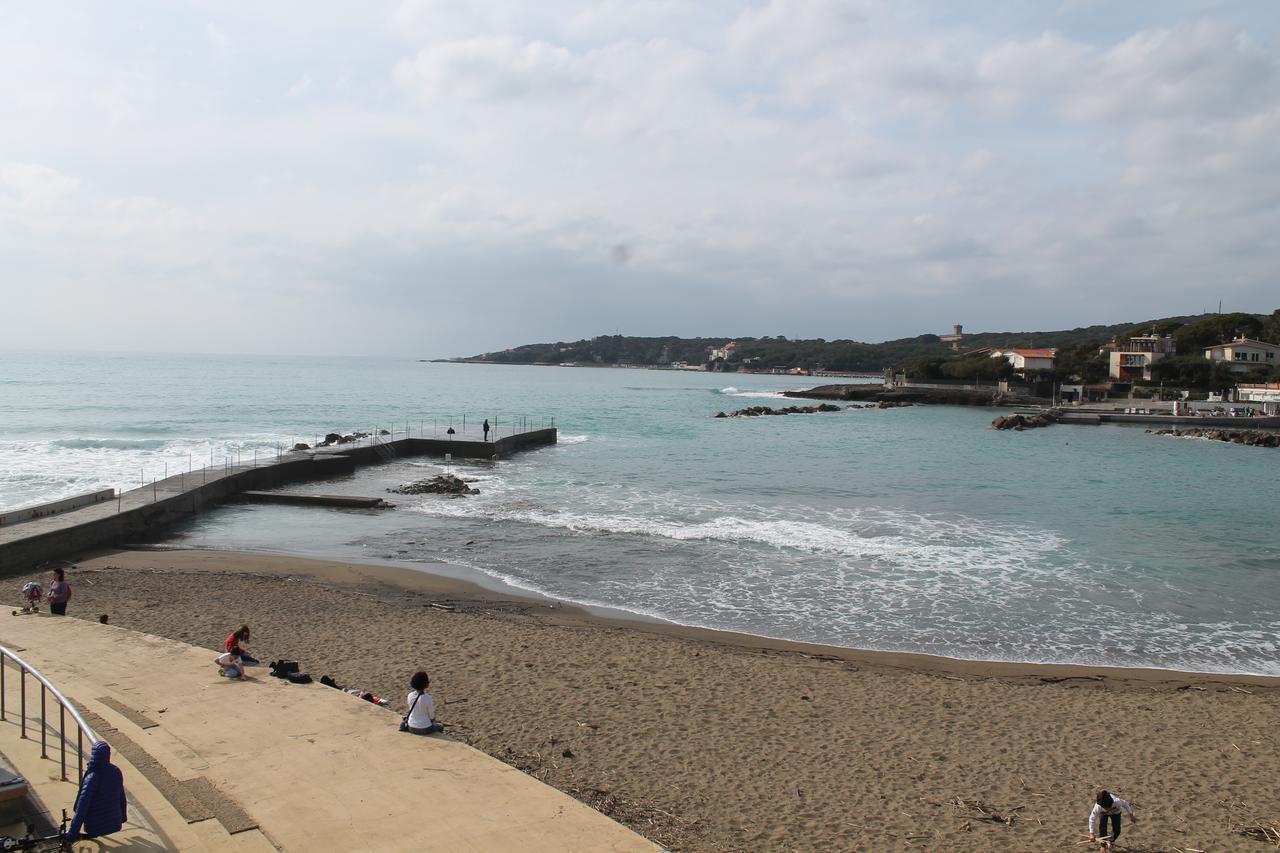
[455,311,1277,373]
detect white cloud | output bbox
[0,2,1276,356]
[0,162,81,202]
[395,36,590,100]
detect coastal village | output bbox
[711,321,1279,411]
[526,312,1280,419]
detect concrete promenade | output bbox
[1056,410,1280,427]
[0,615,656,852]
[0,426,556,575]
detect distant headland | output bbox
[445,310,1280,381]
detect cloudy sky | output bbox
[2,1,1277,357]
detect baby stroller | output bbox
[13,582,43,615]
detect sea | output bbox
[3,351,1278,675]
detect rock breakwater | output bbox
[992,412,1056,430]
[388,474,479,495]
[1152,428,1280,448]
[715,404,844,418]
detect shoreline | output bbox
[72,546,1280,690]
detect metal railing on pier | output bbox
[0,644,99,783]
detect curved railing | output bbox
[0,644,98,782]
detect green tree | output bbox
[1259,309,1280,345]
[1173,312,1263,355]
[939,355,1014,380]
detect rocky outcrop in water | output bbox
[388,474,479,495]
[714,404,844,418]
[317,430,373,447]
[992,412,1055,430]
[1151,428,1280,447]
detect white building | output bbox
[1236,382,1280,404]
[1107,335,1175,381]
[1203,338,1280,373]
[990,347,1057,373]
[709,341,737,361]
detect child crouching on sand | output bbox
[1088,789,1136,849]
[216,649,243,679]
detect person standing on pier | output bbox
[483,419,490,442]
[48,567,71,616]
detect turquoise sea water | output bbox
[3,352,1278,673]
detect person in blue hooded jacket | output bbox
[66,741,127,843]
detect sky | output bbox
[1,1,1278,357]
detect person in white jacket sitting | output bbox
[1088,789,1136,849]
[403,671,443,735]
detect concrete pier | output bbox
[1056,411,1280,428]
[0,427,556,575]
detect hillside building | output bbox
[709,341,737,361]
[940,324,965,351]
[1203,338,1280,373]
[990,347,1057,374]
[1108,334,1175,381]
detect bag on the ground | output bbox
[399,693,422,732]
[269,660,300,678]
[285,672,313,684]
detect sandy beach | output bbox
[22,548,1280,852]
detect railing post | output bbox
[1,655,5,720]
[60,704,67,781]
[77,727,83,783]
[40,683,47,758]
[20,668,26,739]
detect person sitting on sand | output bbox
[1088,789,1136,849]
[215,649,243,679]
[225,625,259,665]
[402,671,443,735]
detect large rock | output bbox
[715,403,849,418]
[388,474,479,496]
[992,412,1055,430]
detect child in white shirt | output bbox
[1088,789,1136,849]
[216,650,243,679]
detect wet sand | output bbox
[25,548,1280,851]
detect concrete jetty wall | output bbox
[1057,411,1280,428]
[0,428,556,575]
[0,488,116,527]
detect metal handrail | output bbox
[0,644,99,783]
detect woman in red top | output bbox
[225,626,259,665]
